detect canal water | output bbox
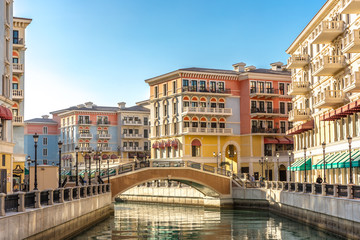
[73,202,343,240]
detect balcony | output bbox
[79,147,92,152]
[79,133,93,139]
[182,127,233,135]
[340,0,360,14]
[78,120,92,125]
[12,89,23,100]
[251,127,286,135]
[287,54,310,69]
[182,107,232,116]
[311,20,344,44]
[13,116,23,126]
[250,108,287,118]
[123,146,143,152]
[12,63,23,74]
[122,120,142,126]
[312,55,346,76]
[182,86,231,95]
[99,147,112,152]
[343,29,360,53]
[343,72,360,93]
[313,90,346,109]
[97,120,110,125]
[288,109,311,122]
[97,134,111,139]
[288,81,311,95]
[13,38,24,48]
[250,87,279,98]
[122,133,143,139]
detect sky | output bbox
[13,0,327,119]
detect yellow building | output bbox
[287,0,360,184]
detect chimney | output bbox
[84,102,93,108]
[232,62,246,72]
[270,62,284,71]
[118,102,126,109]
[245,65,256,72]
[42,115,49,119]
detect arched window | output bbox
[183,96,190,107]
[210,117,218,128]
[191,96,199,107]
[183,116,190,128]
[200,117,207,128]
[200,97,207,108]
[192,116,199,128]
[191,139,201,157]
[218,98,225,108]
[219,118,226,128]
[210,98,217,108]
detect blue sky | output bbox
[13,0,326,119]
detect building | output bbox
[12,17,31,189]
[145,63,292,181]
[286,0,360,184]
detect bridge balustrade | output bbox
[40,190,49,206]
[284,182,289,190]
[338,185,348,197]
[25,192,35,208]
[305,184,312,193]
[353,186,360,199]
[73,188,78,199]
[53,190,60,203]
[80,187,85,198]
[325,184,334,196]
[315,184,322,194]
[64,189,70,201]
[297,183,303,192]
[5,194,18,212]
[203,164,215,173]
[187,161,201,170]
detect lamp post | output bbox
[304,147,307,183]
[213,152,221,171]
[259,157,264,180]
[75,146,79,186]
[322,142,326,183]
[107,153,110,183]
[26,156,32,191]
[265,157,269,180]
[33,133,39,190]
[288,150,292,182]
[348,136,353,184]
[276,152,280,181]
[99,150,102,182]
[88,150,94,185]
[58,140,62,188]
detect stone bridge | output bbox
[102,161,233,199]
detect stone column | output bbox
[88,186,93,197]
[75,186,80,199]
[334,184,339,197]
[47,189,54,205]
[82,186,87,198]
[93,185,98,195]
[98,184,102,194]
[347,185,354,199]
[302,183,306,193]
[59,188,65,203]
[321,183,326,196]
[311,183,316,195]
[0,193,5,216]
[67,187,73,201]
[18,192,26,212]
[34,190,41,208]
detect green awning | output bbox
[313,153,339,169]
[326,152,346,169]
[290,157,312,171]
[337,151,360,168]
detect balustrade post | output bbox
[88,186,93,197]
[348,185,354,199]
[18,192,25,212]
[47,189,54,205]
[334,184,339,197]
[264,181,268,189]
[59,188,65,203]
[321,183,326,196]
[66,187,73,201]
[296,183,301,192]
[98,184,103,194]
[311,183,316,194]
[83,186,87,198]
[201,163,204,171]
[93,185,98,195]
[281,182,285,191]
[75,186,80,199]
[34,190,41,208]
[132,163,135,171]
[107,183,111,192]
[302,183,306,193]
[0,193,5,216]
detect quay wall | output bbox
[233,187,360,239]
[0,192,112,240]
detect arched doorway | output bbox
[225,144,237,173]
[191,139,201,157]
[279,164,287,181]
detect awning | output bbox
[264,137,278,144]
[4,107,12,120]
[277,137,291,144]
[165,140,171,147]
[191,139,201,146]
[290,157,312,171]
[110,154,118,159]
[286,120,314,135]
[159,141,165,149]
[152,141,159,149]
[171,139,178,148]
[321,99,360,121]
[102,154,109,160]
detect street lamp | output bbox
[213,152,221,170]
[58,140,62,188]
[107,152,110,183]
[276,152,280,181]
[322,142,326,183]
[304,147,307,182]
[75,146,79,186]
[265,156,269,180]
[259,157,265,180]
[99,150,103,183]
[288,150,292,182]
[88,150,94,185]
[26,156,32,191]
[33,133,39,190]
[348,136,353,184]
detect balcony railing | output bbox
[79,147,92,152]
[313,90,345,108]
[97,134,111,139]
[12,63,23,73]
[250,87,279,98]
[182,86,231,94]
[122,120,142,126]
[13,38,24,46]
[182,107,232,115]
[287,81,310,95]
[311,20,345,44]
[251,127,285,134]
[250,108,287,117]
[13,116,23,125]
[79,133,93,138]
[182,127,233,135]
[78,120,92,125]
[97,120,110,125]
[99,147,112,152]
[343,29,360,53]
[12,89,23,99]
[287,54,309,69]
[343,71,360,93]
[123,146,143,152]
[288,109,311,122]
[340,0,360,14]
[312,55,346,76]
[122,133,143,139]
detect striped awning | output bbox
[289,157,312,171]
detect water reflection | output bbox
[73,202,342,240]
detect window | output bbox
[279,83,285,95]
[280,102,285,114]
[200,102,206,107]
[184,122,190,128]
[123,129,128,134]
[191,80,197,91]
[43,137,48,145]
[164,104,168,116]
[252,120,258,132]
[167,147,171,158]
[155,107,159,118]
[191,139,201,157]
[134,142,139,148]
[211,122,217,128]
[164,124,168,135]
[173,81,176,94]
[144,142,149,151]
[191,102,198,107]
[267,102,273,113]
[144,129,148,138]
[288,122,293,130]
[12,109,18,117]
[134,129,139,135]
[265,82,272,93]
[192,122,198,127]
[251,101,257,112]
[129,129,133,134]
[13,30,19,44]
[259,101,265,112]
[173,102,177,114]
[280,121,286,133]
[43,149,48,156]
[267,121,273,129]
[43,127,48,134]
[201,122,206,128]
[258,82,265,93]
[144,117,148,125]
[123,142,127,147]
[12,58,18,64]
[210,81,216,92]
[184,101,189,107]
[218,82,225,92]
[163,84,167,96]
[174,122,178,134]
[287,103,292,113]
[200,81,206,91]
[183,79,189,90]
[219,123,225,128]
[2,155,5,166]
[43,160,48,165]
[12,83,18,90]
[211,103,216,108]
[218,103,224,108]
[129,142,133,147]
[155,86,158,98]
[250,81,256,93]
[156,126,160,136]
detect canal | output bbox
[73,202,343,239]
